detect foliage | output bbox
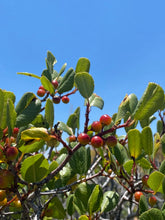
[0,51,165,219]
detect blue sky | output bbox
[0,1,165,134]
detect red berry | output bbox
[69,135,77,142]
[91,121,102,132]
[39,85,45,90]
[3,127,8,136]
[134,191,143,202]
[149,196,157,207]
[91,136,103,148]
[37,89,46,97]
[62,96,69,104]
[52,80,59,89]
[106,136,117,147]
[100,114,112,126]
[52,96,61,104]
[142,175,149,187]
[77,133,90,145]
[5,136,15,145]
[6,146,18,161]
[12,127,19,137]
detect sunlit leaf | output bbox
[128,129,142,159]
[6,99,17,137]
[147,171,165,193]
[76,57,90,73]
[17,72,40,79]
[141,126,153,155]
[45,98,54,128]
[41,75,55,95]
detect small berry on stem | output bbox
[78,133,90,145]
[91,136,104,148]
[134,191,143,202]
[91,121,102,132]
[62,96,69,104]
[37,89,46,97]
[100,114,112,126]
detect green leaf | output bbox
[76,57,90,73]
[57,68,75,94]
[88,185,103,215]
[75,72,94,99]
[58,63,67,77]
[21,154,49,183]
[137,157,152,169]
[139,208,163,220]
[85,93,104,109]
[159,160,165,175]
[141,126,153,155]
[134,83,164,120]
[115,94,138,123]
[15,92,35,115]
[16,98,41,128]
[113,143,128,165]
[41,75,55,95]
[101,191,119,213]
[0,91,15,129]
[44,196,66,219]
[123,160,134,175]
[21,127,49,141]
[128,129,142,159]
[153,132,161,158]
[69,147,91,175]
[60,166,75,186]
[17,72,40,79]
[67,194,75,216]
[45,98,54,128]
[19,140,45,153]
[162,178,165,195]
[49,160,59,173]
[58,121,73,136]
[6,99,17,137]
[157,120,163,135]
[73,183,94,215]
[161,134,165,155]
[139,195,149,215]
[67,107,80,134]
[78,215,89,220]
[147,171,165,193]
[47,51,57,66]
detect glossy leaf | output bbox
[75,72,94,99]
[153,132,161,158]
[15,92,35,115]
[115,93,138,123]
[67,107,80,134]
[113,143,128,165]
[139,208,163,220]
[157,120,163,135]
[21,154,49,183]
[41,75,55,95]
[19,140,45,153]
[85,93,104,109]
[57,68,75,94]
[147,171,165,193]
[137,157,152,169]
[44,196,66,219]
[58,121,73,136]
[76,57,90,73]
[139,195,149,215]
[69,147,91,175]
[0,91,15,129]
[6,99,17,137]
[141,126,153,155]
[123,160,134,175]
[128,129,142,159]
[159,160,165,175]
[60,166,75,186]
[67,194,75,216]
[78,215,89,220]
[88,185,103,215]
[17,72,40,79]
[21,127,49,141]
[73,183,94,215]
[58,63,67,76]
[45,98,54,128]
[134,83,164,120]
[101,191,119,213]
[161,134,165,155]
[16,98,41,128]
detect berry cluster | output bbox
[69,114,118,149]
[37,80,70,104]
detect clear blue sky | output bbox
[0,1,165,133]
